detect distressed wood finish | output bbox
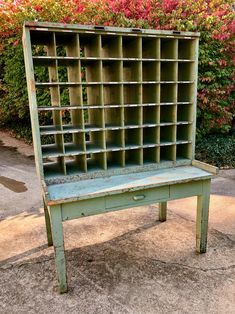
[22,22,215,293]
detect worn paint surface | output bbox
[22,22,215,293]
[47,166,212,204]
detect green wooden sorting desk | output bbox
[22,22,217,293]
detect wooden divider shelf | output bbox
[24,23,199,181]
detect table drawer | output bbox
[106,186,169,209]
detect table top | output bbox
[46,165,212,205]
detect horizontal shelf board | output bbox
[33,56,195,63]
[35,81,194,87]
[160,141,175,146]
[41,140,192,158]
[40,122,192,135]
[37,102,192,111]
[176,121,193,125]
[40,125,62,133]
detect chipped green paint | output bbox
[22,22,215,293]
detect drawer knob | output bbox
[133,195,145,201]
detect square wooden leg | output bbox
[50,205,68,293]
[159,202,167,222]
[43,199,53,247]
[196,180,211,253]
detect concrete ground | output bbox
[0,130,234,314]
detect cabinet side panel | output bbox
[22,26,44,180]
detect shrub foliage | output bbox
[0,0,234,137]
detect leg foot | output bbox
[159,202,167,222]
[196,180,211,253]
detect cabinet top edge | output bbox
[23,21,200,37]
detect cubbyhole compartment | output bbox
[160,125,175,144]
[124,107,141,126]
[84,107,104,129]
[123,85,141,105]
[56,46,66,58]
[40,134,55,145]
[60,87,70,107]
[31,30,54,51]
[64,133,85,155]
[178,62,194,81]
[178,83,194,102]
[83,60,102,82]
[105,108,122,127]
[176,143,192,160]
[36,87,51,108]
[38,110,56,130]
[87,152,106,172]
[160,145,175,162]
[160,39,177,59]
[43,156,65,178]
[143,106,159,124]
[58,66,68,82]
[103,61,121,82]
[142,61,159,81]
[160,105,176,123]
[107,151,124,169]
[68,85,83,107]
[39,110,61,133]
[87,85,102,105]
[178,39,195,60]
[143,147,158,163]
[61,109,72,128]
[143,84,159,103]
[160,62,177,82]
[102,35,122,58]
[125,148,142,166]
[41,134,64,158]
[82,34,101,58]
[104,85,122,105]
[55,32,77,49]
[86,131,105,152]
[160,83,176,103]
[143,127,158,145]
[176,124,192,141]
[123,61,141,82]
[65,155,86,175]
[125,128,142,147]
[34,63,51,83]
[142,37,159,59]
[106,130,123,150]
[123,37,141,58]
[62,109,83,131]
[177,104,193,122]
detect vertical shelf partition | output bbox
[27,24,199,182]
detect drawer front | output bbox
[106,186,169,210]
[61,198,105,221]
[170,181,203,199]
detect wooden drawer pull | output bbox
[133,195,146,201]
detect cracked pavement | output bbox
[0,130,235,314]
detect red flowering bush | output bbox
[0,0,234,137]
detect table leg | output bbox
[196,180,211,253]
[50,204,68,293]
[159,202,167,222]
[43,199,53,246]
